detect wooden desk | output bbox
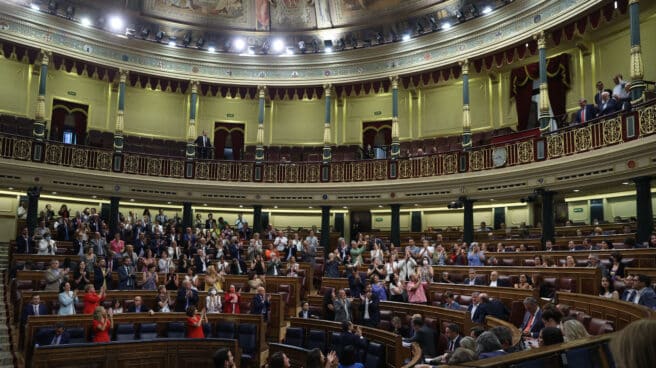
[223,275,302,318]
[25,314,263,367]
[485,248,656,268]
[555,291,654,330]
[32,338,241,368]
[485,316,522,347]
[427,283,537,306]
[289,317,408,368]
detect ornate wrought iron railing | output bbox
[1,100,654,183]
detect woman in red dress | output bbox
[83,284,106,314]
[186,306,207,338]
[92,306,113,343]
[223,285,241,314]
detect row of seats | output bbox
[0,114,34,137]
[283,327,385,368]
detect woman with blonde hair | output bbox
[92,306,113,343]
[561,319,590,342]
[611,319,656,368]
[204,265,224,292]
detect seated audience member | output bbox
[324,253,341,278]
[83,284,106,314]
[42,323,70,345]
[390,316,410,338]
[306,348,339,368]
[574,98,596,124]
[22,294,49,324]
[443,292,461,310]
[541,306,563,328]
[186,306,207,338]
[251,286,271,321]
[109,299,124,315]
[447,347,476,365]
[337,345,363,368]
[491,326,520,353]
[298,301,317,319]
[92,306,113,343]
[633,274,656,309]
[440,272,455,284]
[444,323,462,353]
[514,274,533,290]
[610,319,656,368]
[128,296,154,314]
[269,351,291,368]
[476,331,507,359]
[474,293,509,323]
[403,316,437,358]
[520,297,543,338]
[561,319,590,342]
[213,347,236,368]
[488,271,510,287]
[463,269,484,286]
[599,276,619,299]
[621,275,636,301]
[539,327,564,347]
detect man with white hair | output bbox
[597,91,617,116]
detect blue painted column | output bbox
[629,0,645,101]
[322,84,332,162]
[186,81,199,160]
[32,50,51,141]
[536,32,551,135]
[255,85,266,162]
[390,75,400,159]
[113,69,128,153]
[461,60,472,150]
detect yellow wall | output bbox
[122,86,187,138]
[197,96,259,144]
[0,194,19,242]
[270,99,324,145]
[0,57,30,116]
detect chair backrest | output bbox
[509,353,561,368]
[166,322,186,338]
[139,323,158,340]
[305,329,326,352]
[214,321,236,339]
[588,318,614,335]
[115,323,136,341]
[284,327,304,346]
[238,324,257,354]
[365,342,384,368]
[330,332,344,356]
[67,327,86,344]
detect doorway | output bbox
[350,210,372,241]
[50,99,88,144]
[214,122,245,160]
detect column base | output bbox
[255,146,265,161]
[462,132,472,150]
[390,142,400,160]
[32,121,46,141]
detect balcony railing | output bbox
[1,100,654,184]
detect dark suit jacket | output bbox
[16,235,31,254]
[408,325,437,357]
[574,104,597,124]
[463,277,485,286]
[638,287,656,309]
[358,295,380,326]
[519,309,544,338]
[446,335,463,352]
[22,303,49,325]
[127,304,152,313]
[40,331,70,346]
[93,266,112,290]
[195,135,212,148]
[118,265,135,290]
[475,300,509,323]
[298,310,316,319]
[251,294,270,321]
[595,89,613,107]
[598,99,617,116]
[175,288,199,312]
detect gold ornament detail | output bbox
[421,156,436,176]
[331,163,343,182]
[96,152,112,171]
[517,141,534,163]
[307,164,319,182]
[239,163,253,181]
[45,144,62,164]
[72,148,88,167]
[574,126,592,152]
[170,160,184,178]
[546,135,564,158]
[264,165,276,182]
[374,160,387,180]
[639,105,655,135]
[124,155,139,173]
[469,150,484,171]
[196,162,209,179]
[603,117,623,145]
[147,158,162,176]
[286,165,298,183]
[399,160,412,179]
[443,154,458,174]
[13,139,31,160]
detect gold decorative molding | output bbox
[630,45,644,80]
[535,31,547,49]
[462,104,471,131]
[460,59,469,75]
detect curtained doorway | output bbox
[214,122,245,160]
[350,210,372,241]
[49,99,88,144]
[362,120,392,159]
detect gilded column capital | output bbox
[190,80,200,94]
[40,50,51,66]
[390,75,399,89]
[629,0,639,4]
[534,31,547,49]
[118,69,129,83]
[460,59,469,75]
[258,85,267,98]
[324,84,332,97]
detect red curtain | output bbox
[230,129,244,160]
[510,54,571,131]
[49,99,88,142]
[213,128,229,160]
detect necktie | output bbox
[523,314,535,334]
[344,300,349,321]
[52,335,60,345]
[449,340,455,351]
[34,305,39,315]
[364,298,370,320]
[581,109,585,123]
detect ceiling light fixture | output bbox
[234,38,246,51]
[272,39,285,53]
[207,46,216,53]
[80,17,92,27]
[402,34,411,41]
[30,3,40,11]
[442,22,452,30]
[168,40,176,47]
[108,16,124,32]
[323,39,333,53]
[482,6,493,15]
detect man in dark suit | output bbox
[473,293,509,323]
[251,286,271,321]
[634,274,656,309]
[467,292,482,323]
[404,316,437,357]
[205,213,217,230]
[488,271,510,288]
[597,92,617,117]
[574,98,597,124]
[519,297,544,338]
[195,130,212,159]
[40,324,70,346]
[359,284,380,328]
[594,81,613,108]
[175,279,199,312]
[127,296,154,315]
[444,323,462,353]
[463,269,484,286]
[118,256,135,290]
[16,227,32,254]
[298,302,318,319]
[620,275,637,302]
[93,258,112,291]
[22,294,49,325]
